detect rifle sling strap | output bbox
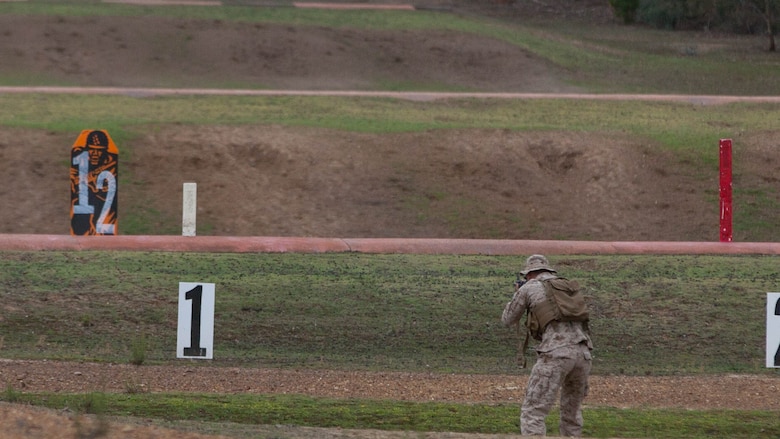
[517,312,531,368]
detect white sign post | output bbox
[767,293,780,368]
[177,282,215,359]
[182,182,197,237]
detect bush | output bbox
[635,0,779,35]
[129,336,148,366]
[610,0,641,23]
[638,0,687,29]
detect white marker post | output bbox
[767,293,780,368]
[182,182,197,237]
[177,282,215,359]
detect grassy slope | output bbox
[2,251,780,439]
[5,391,780,439]
[0,2,779,95]
[0,251,775,375]
[2,94,780,240]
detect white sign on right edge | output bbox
[767,293,780,368]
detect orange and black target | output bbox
[70,129,119,235]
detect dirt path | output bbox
[2,359,778,439]
[3,359,779,411]
[4,86,780,104]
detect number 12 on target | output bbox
[177,282,215,359]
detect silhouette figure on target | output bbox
[70,130,119,235]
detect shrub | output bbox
[610,0,641,23]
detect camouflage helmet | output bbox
[520,254,556,276]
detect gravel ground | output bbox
[1,359,779,439]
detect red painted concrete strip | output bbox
[102,0,221,4]
[293,2,415,10]
[2,234,780,254]
[344,238,780,255]
[0,235,350,253]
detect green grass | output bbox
[1,94,777,152]
[1,252,777,374]
[5,391,780,439]
[6,251,776,438]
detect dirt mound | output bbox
[0,124,732,241]
[0,14,579,93]
[2,11,769,242]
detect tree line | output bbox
[610,0,777,51]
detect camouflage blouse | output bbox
[502,271,593,353]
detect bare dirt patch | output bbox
[0,125,734,241]
[0,13,578,93]
[3,360,779,411]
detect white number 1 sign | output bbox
[177,282,215,359]
[767,293,780,368]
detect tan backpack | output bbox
[517,277,589,367]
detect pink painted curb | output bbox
[293,2,415,10]
[102,0,221,5]
[343,238,780,255]
[0,235,350,253]
[2,234,780,255]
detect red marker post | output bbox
[719,139,732,242]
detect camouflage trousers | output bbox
[520,343,592,437]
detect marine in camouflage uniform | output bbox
[501,254,593,437]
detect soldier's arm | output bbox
[501,287,528,326]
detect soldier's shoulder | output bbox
[521,278,545,289]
